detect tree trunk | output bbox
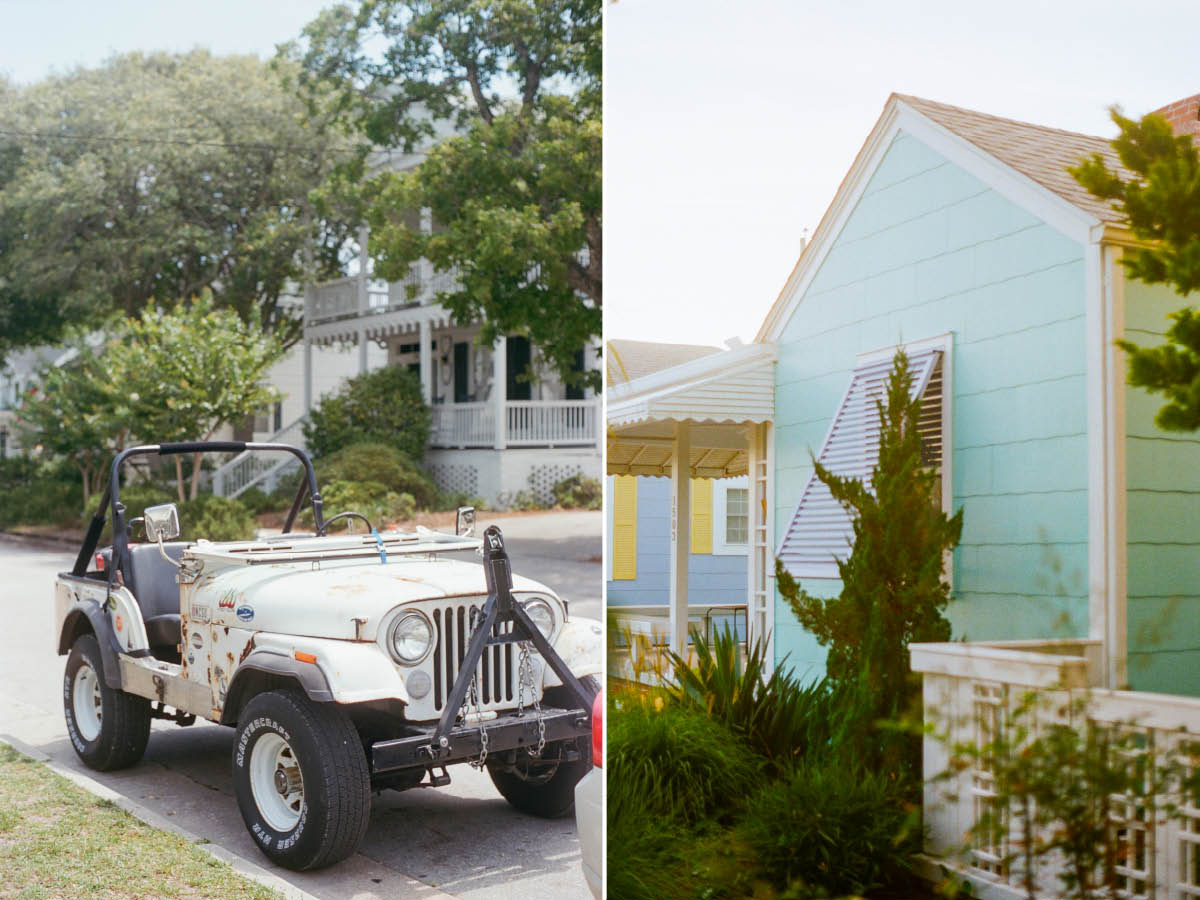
[189,451,204,500]
[175,456,186,504]
[79,463,90,507]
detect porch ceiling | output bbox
[606,341,775,478]
[306,302,454,344]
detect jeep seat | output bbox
[125,543,188,649]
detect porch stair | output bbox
[211,416,309,498]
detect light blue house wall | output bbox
[1124,278,1200,694]
[607,476,748,608]
[774,131,1091,678]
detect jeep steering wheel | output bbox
[318,511,374,536]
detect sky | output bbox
[0,0,332,84]
[604,0,1200,348]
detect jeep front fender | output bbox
[223,634,409,721]
[542,617,603,688]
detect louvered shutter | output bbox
[777,349,942,578]
[612,475,638,580]
[690,478,714,554]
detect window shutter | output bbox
[691,478,713,554]
[777,349,942,578]
[612,475,638,580]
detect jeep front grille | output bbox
[431,603,516,711]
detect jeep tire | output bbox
[232,689,370,871]
[63,633,151,771]
[488,674,599,818]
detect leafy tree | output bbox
[1073,109,1200,430]
[285,0,602,389]
[0,51,359,356]
[303,365,430,461]
[776,350,963,730]
[109,294,287,501]
[16,343,130,505]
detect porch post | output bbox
[357,225,369,375]
[669,422,691,656]
[493,336,507,450]
[303,339,313,413]
[419,318,432,406]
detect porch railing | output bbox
[211,416,308,498]
[430,403,495,448]
[430,399,600,448]
[912,639,1200,900]
[306,264,458,326]
[608,604,748,685]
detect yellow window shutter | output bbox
[612,475,637,580]
[691,478,713,555]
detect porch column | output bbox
[357,225,370,374]
[493,336,507,449]
[669,422,691,655]
[419,318,432,406]
[303,339,313,413]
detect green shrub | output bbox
[177,494,257,542]
[496,489,542,512]
[305,479,416,532]
[0,478,83,529]
[434,490,488,512]
[608,698,762,826]
[736,761,922,897]
[551,473,601,509]
[313,442,438,510]
[606,800,695,900]
[666,628,854,772]
[304,367,430,461]
[236,487,279,516]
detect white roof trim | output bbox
[755,96,1102,344]
[607,343,776,428]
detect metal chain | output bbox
[461,608,489,769]
[517,642,546,757]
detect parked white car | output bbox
[55,441,602,871]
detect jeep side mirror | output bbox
[455,506,476,537]
[144,503,181,542]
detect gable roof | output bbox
[757,93,1130,342]
[895,94,1127,225]
[607,338,723,387]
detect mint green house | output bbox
[756,94,1198,696]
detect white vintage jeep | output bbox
[54,441,601,871]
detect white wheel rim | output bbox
[72,663,102,742]
[249,732,305,832]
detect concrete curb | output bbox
[0,733,321,900]
[0,531,80,551]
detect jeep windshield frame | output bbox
[71,441,324,579]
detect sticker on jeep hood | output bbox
[235,605,255,622]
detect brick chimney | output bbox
[1151,93,1200,137]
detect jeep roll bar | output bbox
[71,442,325,579]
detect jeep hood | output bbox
[183,556,552,641]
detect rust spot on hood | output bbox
[239,635,256,664]
[330,583,369,594]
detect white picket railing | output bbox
[211,417,308,498]
[506,399,598,446]
[307,264,458,326]
[430,403,495,448]
[913,639,1200,900]
[429,400,600,448]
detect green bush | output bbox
[551,473,601,509]
[304,367,430,461]
[314,442,438,510]
[0,478,83,529]
[608,698,762,826]
[177,494,257,542]
[305,479,416,532]
[236,487,280,516]
[666,628,854,772]
[735,761,921,897]
[496,489,542,512]
[434,490,488,512]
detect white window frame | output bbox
[713,475,751,556]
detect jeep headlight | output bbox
[521,598,555,638]
[388,611,434,665]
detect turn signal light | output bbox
[592,690,603,767]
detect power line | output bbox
[0,128,366,156]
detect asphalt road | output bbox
[0,510,601,900]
